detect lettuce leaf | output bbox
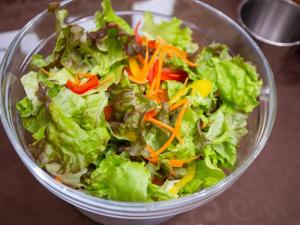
[87,154,172,201]
[215,58,262,113]
[181,148,225,194]
[165,80,184,99]
[20,71,42,114]
[95,0,133,34]
[42,101,110,173]
[107,76,157,155]
[16,97,33,118]
[203,105,248,167]
[31,9,69,69]
[141,12,197,52]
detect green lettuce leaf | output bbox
[48,67,74,85]
[165,80,184,99]
[90,33,126,75]
[141,12,197,52]
[20,71,42,114]
[21,106,48,135]
[87,154,171,201]
[42,101,110,173]
[16,97,33,118]
[45,163,87,188]
[215,58,262,113]
[95,0,133,34]
[203,105,248,167]
[181,156,225,195]
[31,9,69,69]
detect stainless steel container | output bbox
[238,0,300,46]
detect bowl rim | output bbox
[0,0,277,217]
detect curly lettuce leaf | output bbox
[90,33,126,75]
[107,76,157,155]
[21,106,49,137]
[87,154,171,201]
[141,12,197,52]
[42,102,110,173]
[215,58,262,113]
[16,97,33,118]
[95,0,132,34]
[20,71,42,114]
[31,9,69,69]
[203,105,248,167]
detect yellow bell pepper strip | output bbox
[128,57,140,77]
[169,80,213,106]
[169,162,196,195]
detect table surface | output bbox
[0,1,299,225]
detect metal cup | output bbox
[238,0,300,73]
[238,0,300,46]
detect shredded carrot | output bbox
[144,110,183,143]
[157,88,169,103]
[162,45,198,67]
[169,99,188,111]
[136,54,145,64]
[146,145,158,158]
[145,117,173,132]
[155,100,189,155]
[154,51,165,91]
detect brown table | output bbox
[0,1,299,225]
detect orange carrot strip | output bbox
[169,99,188,111]
[154,51,165,92]
[146,145,158,158]
[154,100,189,155]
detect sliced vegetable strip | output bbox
[169,163,196,195]
[154,100,189,155]
[66,74,99,94]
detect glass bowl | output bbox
[0,0,276,225]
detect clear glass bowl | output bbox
[0,0,276,225]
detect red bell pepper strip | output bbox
[161,68,188,82]
[66,74,99,94]
[104,105,113,121]
[147,59,159,84]
[134,20,142,45]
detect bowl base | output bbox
[78,208,175,225]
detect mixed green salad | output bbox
[16,0,262,202]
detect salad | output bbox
[16,0,262,202]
